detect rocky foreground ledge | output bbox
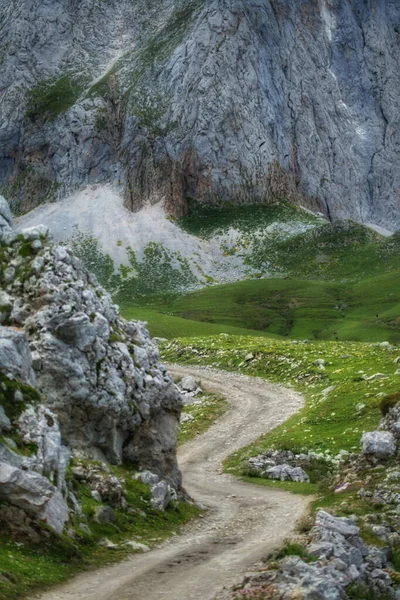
[0,196,182,537]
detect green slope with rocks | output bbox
[113,202,400,343]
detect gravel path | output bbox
[35,365,309,600]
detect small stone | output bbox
[123,540,150,552]
[91,490,102,502]
[180,376,198,392]
[98,537,118,549]
[180,413,194,423]
[94,505,116,525]
[71,466,86,480]
[367,373,387,381]
[135,471,160,486]
[31,257,44,273]
[14,390,24,403]
[314,358,325,367]
[31,239,42,252]
[53,246,69,262]
[3,267,15,284]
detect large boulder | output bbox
[0,198,182,491]
[361,431,396,459]
[0,463,68,533]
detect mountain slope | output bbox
[1,1,400,229]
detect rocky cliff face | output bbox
[0,196,182,535]
[1,1,399,229]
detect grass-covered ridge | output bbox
[177,199,320,239]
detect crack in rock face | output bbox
[1,0,400,229]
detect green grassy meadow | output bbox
[162,335,400,499]
[120,269,400,343]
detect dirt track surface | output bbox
[36,365,309,600]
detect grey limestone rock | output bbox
[0,196,13,225]
[17,405,70,490]
[180,375,198,392]
[0,327,35,384]
[0,463,69,534]
[135,471,160,486]
[361,431,396,459]
[0,197,183,539]
[94,505,116,525]
[265,463,310,483]
[1,2,400,228]
[151,480,172,511]
[240,509,397,599]
[0,406,12,432]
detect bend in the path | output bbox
[35,365,310,600]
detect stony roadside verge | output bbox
[232,403,400,600]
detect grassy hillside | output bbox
[121,270,400,343]
[119,306,283,339]
[162,272,400,342]
[162,335,400,487]
[69,200,400,342]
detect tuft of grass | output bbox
[26,75,87,122]
[178,393,228,444]
[274,541,315,562]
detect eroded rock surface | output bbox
[1,1,400,228]
[0,197,182,534]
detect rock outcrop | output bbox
[1,1,400,229]
[235,511,397,600]
[0,196,182,534]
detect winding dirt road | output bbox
[36,365,309,600]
